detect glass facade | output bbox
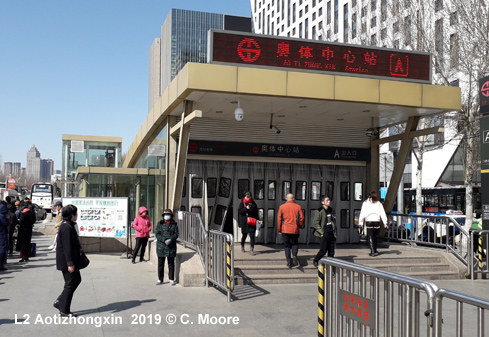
[167,9,224,87]
[134,124,167,170]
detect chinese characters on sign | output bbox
[338,289,376,328]
[187,140,370,161]
[210,30,431,83]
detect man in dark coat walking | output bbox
[238,191,259,255]
[18,202,35,262]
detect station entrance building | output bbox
[123,32,460,244]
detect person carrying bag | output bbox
[358,191,388,257]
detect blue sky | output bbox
[0,1,251,171]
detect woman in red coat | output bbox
[132,206,152,264]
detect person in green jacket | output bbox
[155,209,179,285]
[312,195,336,268]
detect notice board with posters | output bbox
[63,197,128,238]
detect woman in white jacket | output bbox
[359,191,388,256]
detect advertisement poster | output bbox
[63,197,128,238]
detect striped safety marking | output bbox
[318,263,325,337]
[478,236,484,269]
[226,241,232,290]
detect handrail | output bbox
[387,213,471,268]
[176,212,207,268]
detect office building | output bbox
[149,8,252,111]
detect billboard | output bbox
[63,197,128,238]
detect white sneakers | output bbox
[156,279,177,286]
[48,245,54,250]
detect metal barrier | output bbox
[470,230,489,280]
[318,257,489,337]
[387,213,471,267]
[177,212,207,267]
[207,230,234,302]
[177,212,234,302]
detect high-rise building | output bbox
[4,162,21,178]
[149,8,252,111]
[40,159,54,182]
[27,145,41,182]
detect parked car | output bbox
[32,203,46,221]
[51,197,62,216]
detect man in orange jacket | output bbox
[278,194,305,268]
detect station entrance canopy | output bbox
[124,31,461,213]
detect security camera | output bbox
[365,128,378,137]
[234,107,244,121]
[270,125,281,134]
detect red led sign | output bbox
[210,31,431,83]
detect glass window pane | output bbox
[354,183,363,201]
[326,181,334,199]
[258,208,264,222]
[208,206,213,224]
[340,182,350,201]
[218,178,232,198]
[295,181,307,200]
[215,205,227,225]
[268,181,276,200]
[267,209,275,228]
[311,182,321,200]
[354,209,360,227]
[191,177,203,198]
[191,206,202,215]
[341,209,350,228]
[282,181,291,200]
[238,179,250,199]
[207,178,217,198]
[254,180,265,200]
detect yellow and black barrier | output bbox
[226,241,233,291]
[318,263,325,337]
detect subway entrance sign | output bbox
[208,30,431,83]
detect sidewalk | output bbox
[1,234,489,336]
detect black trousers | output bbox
[314,231,336,263]
[282,233,299,261]
[241,232,255,248]
[367,227,380,253]
[133,237,148,261]
[8,231,14,254]
[158,256,175,282]
[57,269,82,314]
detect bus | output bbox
[31,183,54,212]
[403,185,481,217]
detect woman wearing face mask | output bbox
[131,206,152,264]
[155,209,179,285]
[54,204,83,317]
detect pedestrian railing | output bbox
[207,230,234,302]
[177,211,207,267]
[469,230,489,280]
[387,213,471,267]
[318,257,489,337]
[176,211,234,302]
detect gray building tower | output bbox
[26,145,41,182]
[149,8,252,111]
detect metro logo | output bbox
[389,54,409,77]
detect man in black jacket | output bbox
[312,195,336,268]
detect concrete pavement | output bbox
[2,234,489,336]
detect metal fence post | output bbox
[318,263,325,337]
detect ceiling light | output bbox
[278,115,285,118]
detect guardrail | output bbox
[387,213,471,267]
[470,230,489,280]
[207,230,234,302]
[177,212,207,267]
[177,212,234,302]
[318,257,489,337]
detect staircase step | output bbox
[236,264,317,275]
[235,273,318,285]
